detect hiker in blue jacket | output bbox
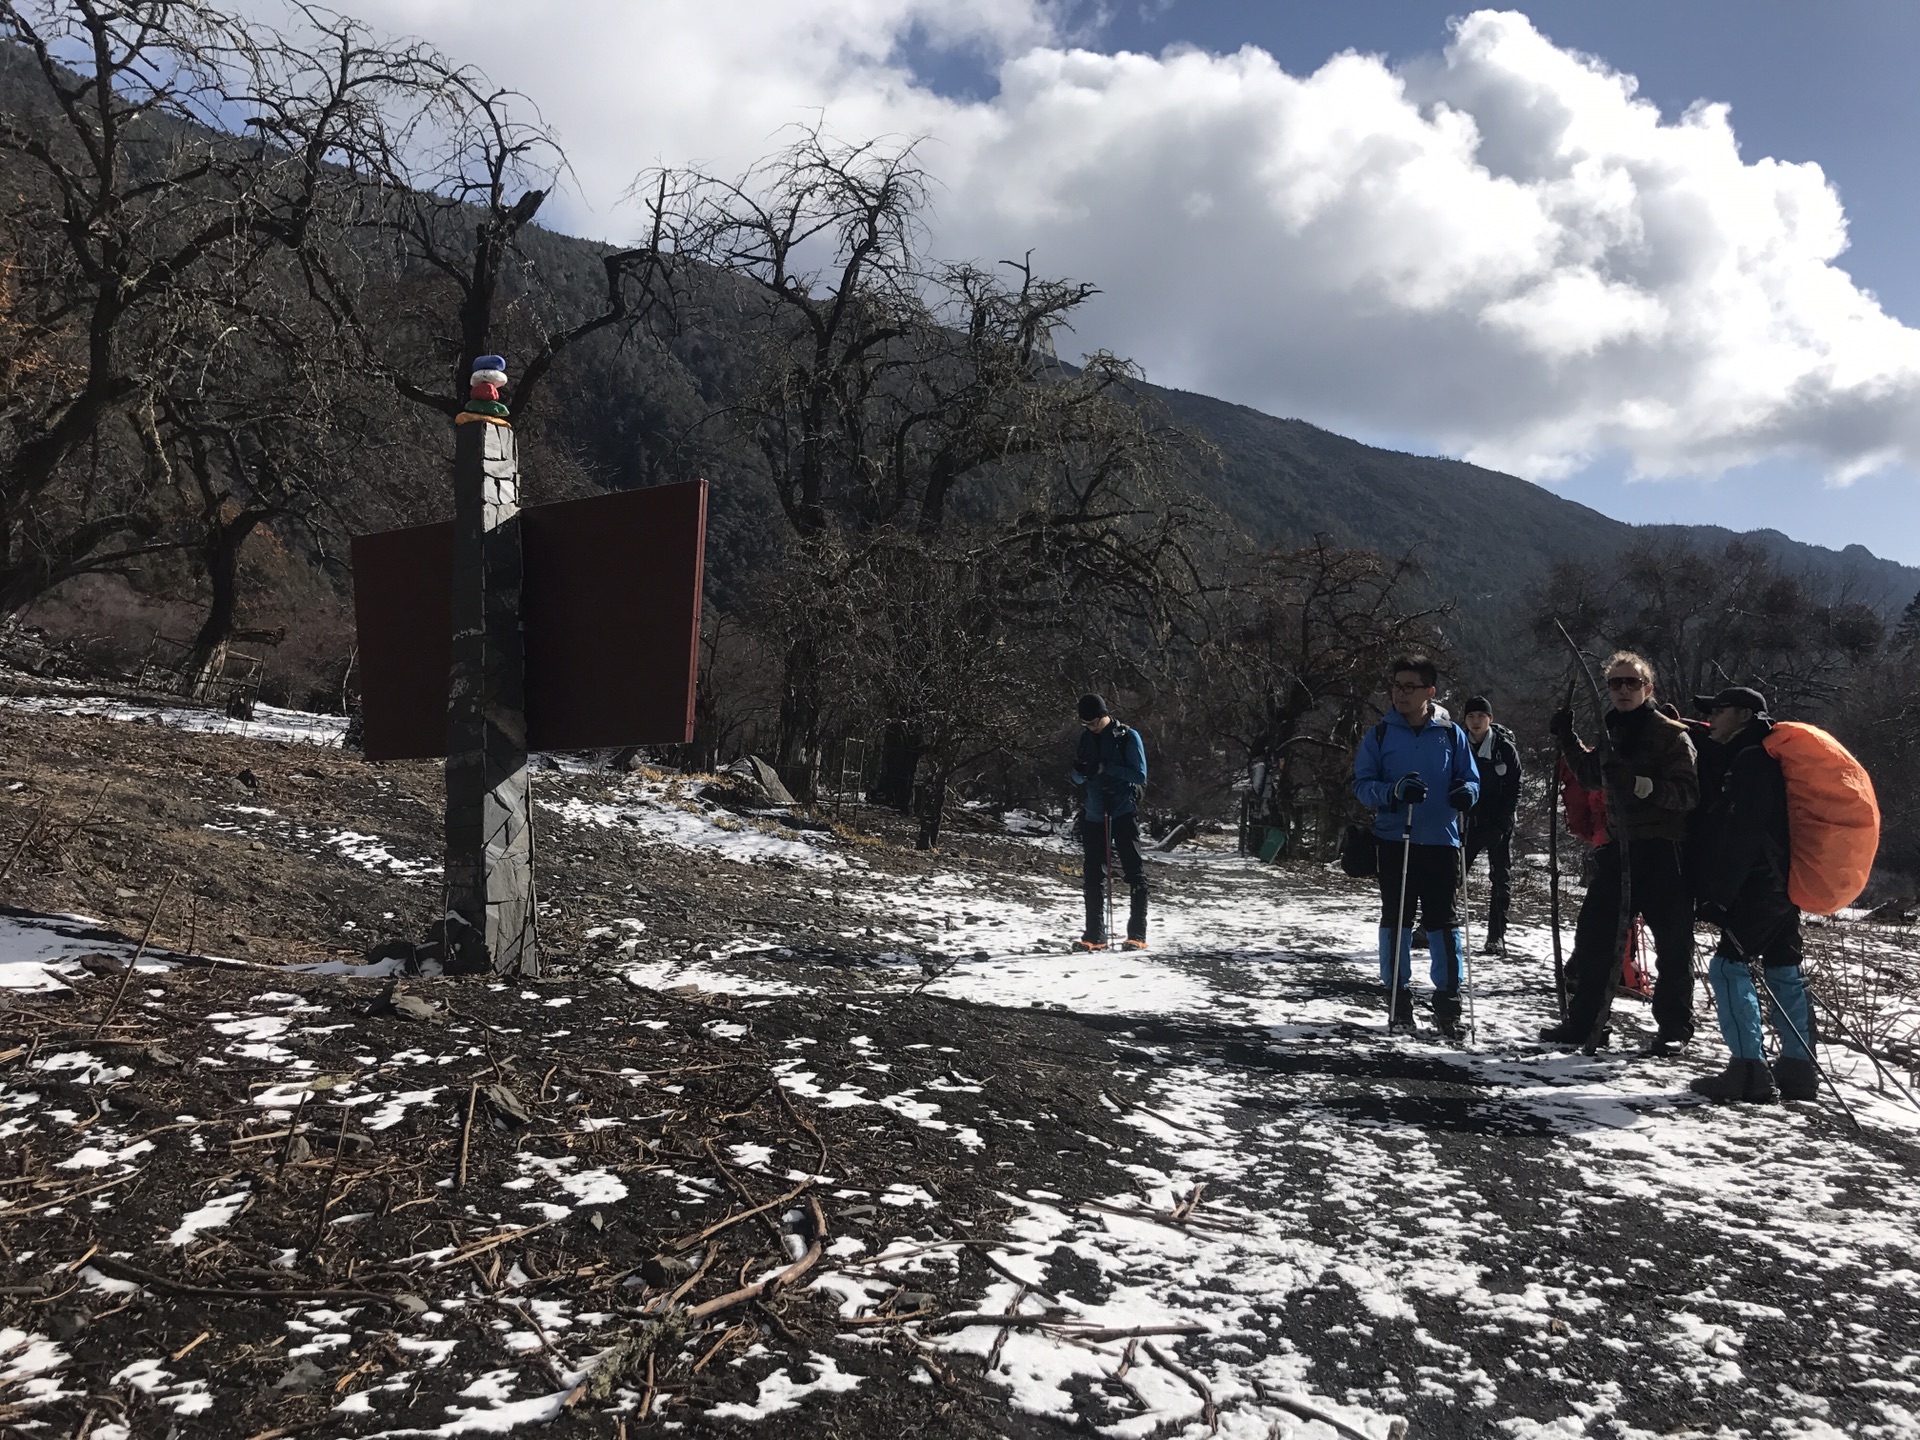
[1071,693,1149,951]
[1352,655,1481,1034]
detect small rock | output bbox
[49,1310,89,1340]
[234,768,259,791]
[640,1254,696,1287]
[140,1046,183,1069]
[114,887,139,899]
[481,1083,530,1126]
[272,1359,327,1392]
[284,1135,313,1164]
[77,953,124,977]
[894,1291,935,1313]
[393,1292,430,1316]
[391,993,443,1024]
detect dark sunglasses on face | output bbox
[1606,676,1645,690]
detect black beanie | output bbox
[1463,695,1491,716]
[1077,693,1110,722]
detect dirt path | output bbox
[3,698,1918,1438]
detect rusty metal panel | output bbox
[522,480,707,751]
[351,520,452,762]
[351,479,707,761]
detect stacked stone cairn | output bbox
[456,353,511,427]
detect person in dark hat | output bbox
[1460,695,1522,954]
[1685,685,1817,1102]
[1070,693,1149,951]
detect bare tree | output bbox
[652,128,1204,792]
[1196,538,1450,855]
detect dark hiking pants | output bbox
[1464,822,1512,938]
[1083,812,1147,943]
[1565,837,1694,1039]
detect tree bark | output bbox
[874,721,924,813]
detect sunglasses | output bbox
[1389,681,1430,695]
[1606,676,1645,690]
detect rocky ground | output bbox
[3,692,1920,1440]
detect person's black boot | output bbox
[1126,883,1148,949]
[1390,987,1417,1031]
[1478,925,1506,957]
[1432,993,1463,1039]
[1772,1055,1819,1101]
[1076,892,1106,951]
[1641,1025,1694,1056]
[1691,1058,1778,1102]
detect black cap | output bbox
[1463,694,1491,716]
[1077,693,1110,722]
[1691,685,1768,716]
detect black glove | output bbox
[1448,782,1474,811]
[1549,707,1576,743]
[1393,773,1427,804]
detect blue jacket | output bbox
[1072,722,1147,822]
[1353,707,1480,847]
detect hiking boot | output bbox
[1390,988,1417,1031]
[1538,1022,1610,1050]
[1071,938,1108,953]
[1641,1026,1693,1057]
[1478,930,1506,957]
[1432,993,1463,1039]
[1690,1058,1778,1103]
[1772,1056,1819,1101]
[1120,938,1148,951]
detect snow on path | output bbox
[0,692,347,747]
[673,846,1920,1438]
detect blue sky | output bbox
[902,1,1920,562]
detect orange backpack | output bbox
[1760,722,1880,914]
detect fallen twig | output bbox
[87,1254,400,1306]
[93,874,177,1039]
[1146,1339,1218,1433]
[685,1234,823,1320]
[671,1177,813,1253]
[458,1081,480,1189]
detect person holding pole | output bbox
[1070,694,1149,952]
[1352,657,1480,1036]
[1687,687,1817,1102]
[1539,651,1698,1049]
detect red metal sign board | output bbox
[351,480,707,761]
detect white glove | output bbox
[1632,775,1654,800]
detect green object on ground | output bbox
[1258,826,1287,862]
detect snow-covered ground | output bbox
[6,736,1918,1436]
[0,691,348,747]
[630,841,1920,1439]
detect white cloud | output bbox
[242,3,1920,485]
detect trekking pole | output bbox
[1459,840,1476,1045]
[1105,817,1121,952]
[1806,986,1920,1116]
[1388,806,1414,1032]
[1548,716,1569,1020]
[1720,935,1864,1134]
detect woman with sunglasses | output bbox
[1540,651,1700,1050]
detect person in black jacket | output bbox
[1687,687,1817,1103]
[1461,696,1522,955]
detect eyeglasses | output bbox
[1389,681,1429,695]
[1606,676,1645,690]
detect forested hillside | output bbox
[5,5,1918,866]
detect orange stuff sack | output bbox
[1761,721,1880,914]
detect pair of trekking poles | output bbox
[1386,806,1478,1042]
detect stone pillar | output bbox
[443,417,536,975]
